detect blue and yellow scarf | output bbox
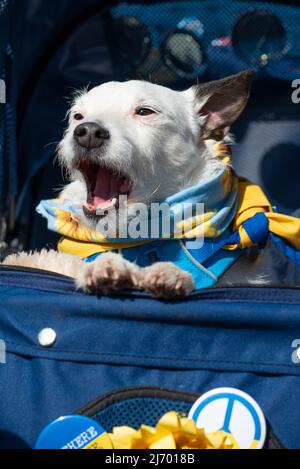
[36,143,300,289]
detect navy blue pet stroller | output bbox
[0,0,300,450]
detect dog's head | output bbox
[58,71,254,227]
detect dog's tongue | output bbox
[90,166,131,210]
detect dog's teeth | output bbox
[112,198,118,207]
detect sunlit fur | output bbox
[4,76,257,297]
[58,80,225,228]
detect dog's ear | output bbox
[191,70,255,138]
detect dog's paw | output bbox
[76,252,139,294]
[139,262,195,299]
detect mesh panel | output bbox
[0,1,9,209]
[92,397,191,432]
[0,0,13,212]
[108,1,300,88]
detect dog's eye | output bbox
[136,107,156,116]
[74,113,84,121]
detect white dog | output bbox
[3,71,254,298]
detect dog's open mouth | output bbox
[77,160,132,217]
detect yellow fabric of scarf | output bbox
[227,178,300,250]
[36,141,300,259]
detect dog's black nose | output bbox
[74,122,110,149]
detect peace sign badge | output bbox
[188,387,267,449]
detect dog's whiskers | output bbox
[129,183,162,205]
[44,141,60,149]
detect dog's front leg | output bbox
[4,251,194,298]
[139,262,195,299]
[77,256,194,298]
[76,252,140,294]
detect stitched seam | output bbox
[4,340,298,368]
[2,283,299,302]
[1,278,299,303]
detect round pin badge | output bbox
[188,387,267,449]
[35,415,113,449]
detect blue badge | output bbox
[35,415,113,449]
[188,387,267,449]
